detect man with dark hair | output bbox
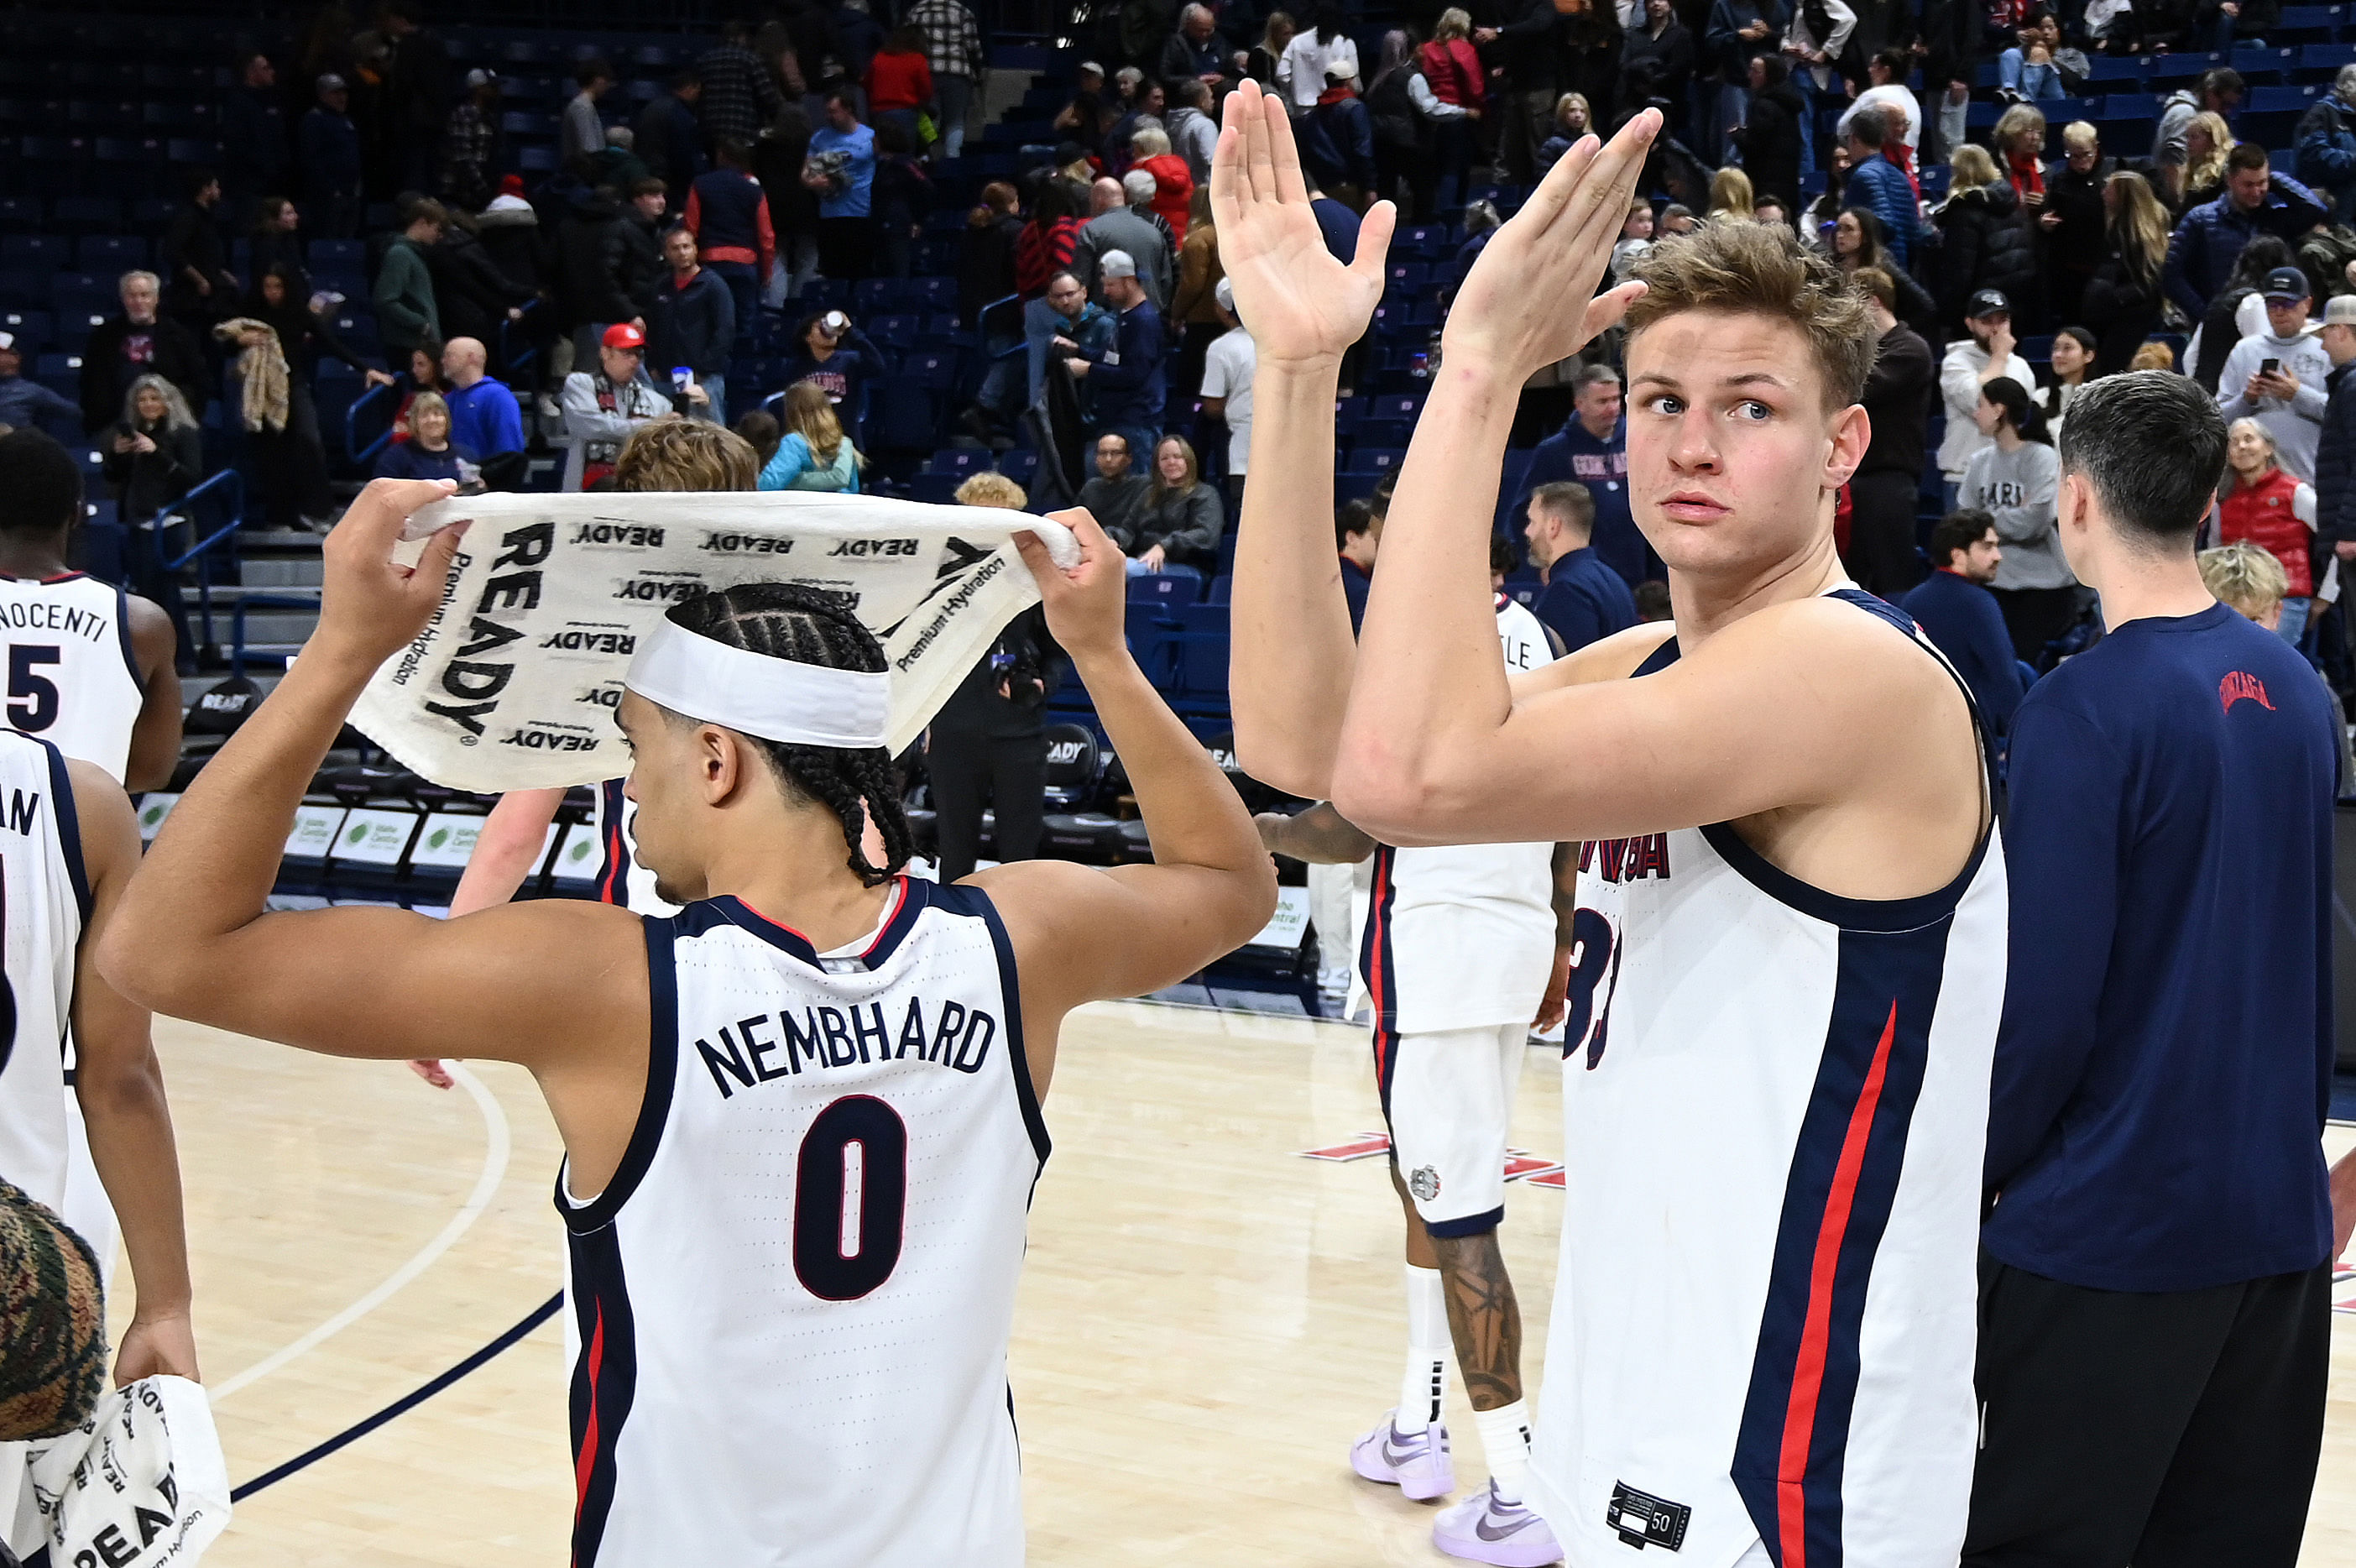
[648,227,734,423]
[1332,495,1382,632]
[562,58,617,175]
[698,18,785,156]
[1513,363,1650,588]
[1966,369,2341,1568]
[1843,106,1920,270]
[1898,510,2025,736]
[1077,430,1152,546]
[0,430,183,788]
[159,170,238,332]
[373,198,447,359]
[2164,143,2328,318]
[1852,264,1935,596]
[2155,65,2245,170]
[1521,481,1638,652]
[1223,88,1998,1565]
[636,70,708,213]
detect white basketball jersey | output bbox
[1359,597,1559,1036]
[0,574,141,784]
[593,779,679,916]
[0,734,83,1212]
[560,876,1048,1567]
[1527,592,2005,1568]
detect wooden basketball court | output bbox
[116,1001,2356,1566]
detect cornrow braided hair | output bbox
[666,583,913,887]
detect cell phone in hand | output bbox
[672,366,693,393]
[2262,358,2281,375]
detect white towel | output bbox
[353,492,1080,793]
[0,1375,230,1563]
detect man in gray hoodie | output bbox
[2216,266,2332,482]
[1166,80,1220,184]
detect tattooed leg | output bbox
[1392,1159,1440,1268]
[1430,1229,1523,1412]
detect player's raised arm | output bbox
[981,511,1277,1027]
[1335,139,1928,851]
[97,480,647,1074]
[1213,78,1393,798]
[64,760,196,1384]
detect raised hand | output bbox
[1442,109,1660,384]
[1209,77,1395,372]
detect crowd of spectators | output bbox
[29,0,2356,719]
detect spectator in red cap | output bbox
[559,322,673,490]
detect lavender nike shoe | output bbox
[1347,1411,1455,1502]
[1432,1481,1562,1566]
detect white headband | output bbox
[623,619,890,749]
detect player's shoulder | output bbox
[1697,593,1962,697]
[1549,619,1677,687]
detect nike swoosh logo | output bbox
[1382,1440,1422,1466]
[1476,1512,1538,1543]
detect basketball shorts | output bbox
[1377,1021,1527,1236]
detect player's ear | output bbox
[698,724,744,804]
[1825,401,1870,489]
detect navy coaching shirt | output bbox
[1984,601,2338,1293]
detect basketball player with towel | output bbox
[1225,109,1574,1548]
[1220,84,2002,1568]
[405,419,759,1089]
[102,476,1276,1565]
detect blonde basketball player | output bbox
[1220,83,2002,1568]
[102,476,1274,1566]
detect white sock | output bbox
[1474,1400,1533,1503]
[1397,1264,1450,1432]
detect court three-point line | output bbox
[209,1062,515,1404]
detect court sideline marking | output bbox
[209,1062,515,1404]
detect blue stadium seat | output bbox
[1,311,54,353]
[865,375,938,451]
[2251,82,2324,109]
[927,447,992,478]
[1355,418,1413,449]
[2150,51,2226,84]
[1206,573,1232,604]
[499,111,542,136]
[165,137,217,164]
[517,144,556,172]
[2100,91,2164,118]
[1370,393,1424,422]
[76,235,144,270]
[0,197,34,228]
[904,472,963,504]
[1386,260,1429,290]
[311,238,364,269]
[1,235,69,269]
[1000,449,1038,487]
[1127,570,1200,609]
[127,198,178,231]
[870,312,920,345]
[49,273,110,317]
[2082,55,2150,81]
[905,349,959,389]
[851,279,894,315]
[2233,44,2298,82]
[2279,3,2348,40]
[2296,39,2356,75]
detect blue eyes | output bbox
[1641,395,1774,420]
